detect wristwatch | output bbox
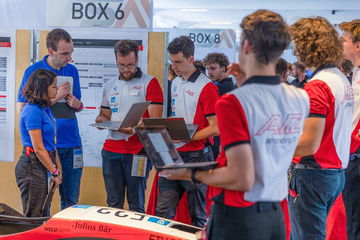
[191,169,201,184]
[51,169,59,177]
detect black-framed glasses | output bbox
[117,63,137,69]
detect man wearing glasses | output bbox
[95,40,163,213]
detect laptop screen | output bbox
[135,126,183,170]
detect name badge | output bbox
[131,155,147,177]
[73,148,84,169]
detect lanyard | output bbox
[42,108,57,144]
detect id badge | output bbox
[129,89,139,96]
[131,155,147,177]
[73,148,84,169]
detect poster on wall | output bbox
[0,31,15,162]
[168,28,237,63]
[47,0,153,28]
[68,30,148,167]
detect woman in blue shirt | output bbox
[15,69,62,217]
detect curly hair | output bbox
[203,53,230,70]
[291,17,343,68]
[339,19,360,43]
[22,69,57,107]
[240,9,291,64]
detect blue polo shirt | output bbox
[20,103,56,151]
[17,55,82,148]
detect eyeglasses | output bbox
[117,63,137,69]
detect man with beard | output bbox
[290,62,308,88]
[95,40,163,213]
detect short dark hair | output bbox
[167,36,194,58]
[114,40,139,58]
[341,59,354,74]
[203,53,230,70]
[293,61,306,72]
[46,29,72,51]
[276,58,288,76]
[193,60,206,74]
[240,10,291,64]
[22,69,57,107]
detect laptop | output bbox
[89,101,150,130]
[142,118,198,141]
[135,126,217,171]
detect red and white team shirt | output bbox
[350,67,360,154]
[101,68,163,154]
[209,76,309,207]
[170,70,219,152]
[293,65,354,168]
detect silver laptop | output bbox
[142,118,198,141]
[135,126,217,171]
[90,102,150,130]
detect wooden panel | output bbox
[0,30,31,213]
[148,32,167,89]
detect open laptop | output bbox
[142,118,198,141]
[89,101,150,130]
[135,126,217,171]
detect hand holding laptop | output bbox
[160,168,191,181]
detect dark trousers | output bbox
[155,148,214,228]
[288,168,345,240]
[101,149,152,213]
[207,202,285,240]
[343,157,360,240]
[57,148,83,210]
[15,148,53,217]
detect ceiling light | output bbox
[179,8,208,12]
[210,21,232,25]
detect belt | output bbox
[179,147,210,158]
[213,202,280,213]
[350,153,360,161]
[292,163,342,171]
[25,146,35,157]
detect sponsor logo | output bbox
[147,217,171,226]
[255,113,302,136]
[185,90,195,96]
[133,86,142,90]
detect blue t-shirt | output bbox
[17,55,82,148]
[20,103,56,151]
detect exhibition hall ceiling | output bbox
[153,0,360,32]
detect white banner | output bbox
[0,30,15,162]
[168,28,237,62]
[68,30,148,167]
[47,0,152,28]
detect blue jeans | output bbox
[101,149,152,213]
[288,168,345,240]
[57,148,83,210]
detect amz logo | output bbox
[255,113,303,136]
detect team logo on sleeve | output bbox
[255,113,302,136]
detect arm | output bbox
[148,104,163,118]
[17,102,26,113]
[162,143,254,191]
[95,107,111,129]
[294,117,325,157]
[192,115,218,141]
[28,129,62,185]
